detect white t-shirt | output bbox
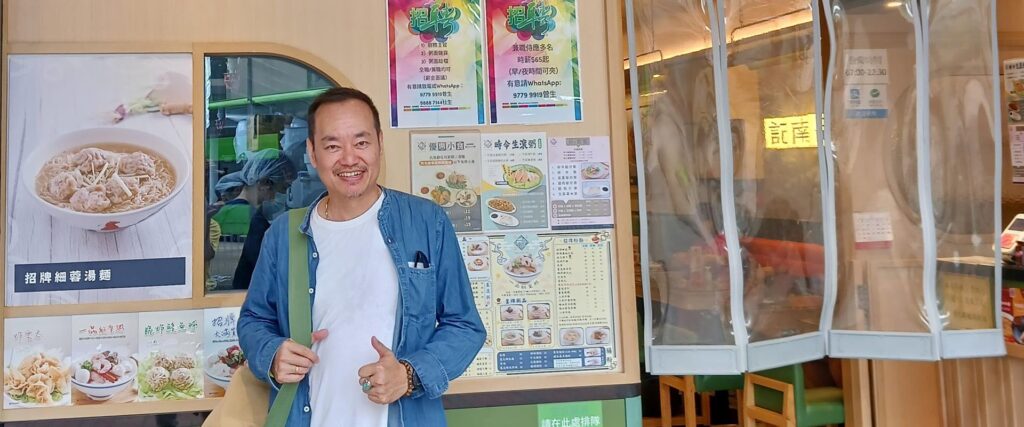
[309,193,398,427]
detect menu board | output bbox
[548,136,613,230]
[481,133,549,231]
[461,231,617,376]
[137,311,203,401]
[203,307,244,398]
[411,132,484,232]
[3,316,73,408]
[70,313,139,405]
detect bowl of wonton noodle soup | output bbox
[22,127,190,232]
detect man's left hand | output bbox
[357,336,409,405]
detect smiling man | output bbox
[238,87,486,426]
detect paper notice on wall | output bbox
[1006,59,1024,183]
[844,49,889,119]
[1011,125,1024,183]
[853,212,893,250]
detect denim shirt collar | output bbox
[298,186,392,237]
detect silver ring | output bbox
[360,378,372,393]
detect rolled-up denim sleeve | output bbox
[403,212,486,399]
[237,222,287,389]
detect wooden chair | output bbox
[646,375,744,427]
[743,364,843,427]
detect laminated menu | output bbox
[461,231,617,376]
[203,307,244,398]
[3,316,72,408]
[70,313,140,405]
[481,133,549,231]
[547,136,614,229]
[137,311,203,401]
[411,132,484,232]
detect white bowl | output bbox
[69,359,138,401]
[21,127,191,232]
[204,368,231,390]
[504,262,543,284]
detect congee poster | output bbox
[5,54,193,306]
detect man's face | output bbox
[306,100,382,201]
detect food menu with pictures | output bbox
[203,307,244,398]
[547,136,613,230]
[460,231,617,376]
[3,317,72,409]
[70,313,139,405]
[137,310,203,401]
[412,132,484,232]
[481,133,549,231]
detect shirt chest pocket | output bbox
[400,265,437,323]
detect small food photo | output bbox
[487,197,516,214]
[467,242,488,257]
[4,316,73,408]
[527,303,551,320]
[204,345,244,392]
[500,304,524,321]
[528,328,552,345]
[502,164,544,191]
[71,351,137,403]
[581,162,610,180]
[584,348,603,357]
[501,330,525,347]
[504,254,542,284]
[466,256,490,272]
[586,326,611,345]
[584,357,604,367]
[489,211,520,228]
[138,351,202,401]
[430,186,454,207]
[446,171,469,189]
[560,327,585,346]
[581,181,611,198]
[455,189,478,207]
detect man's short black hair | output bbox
[307,87,382,142]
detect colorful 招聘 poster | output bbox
[70,313,140,405]
[548,136,614,230]
[5,54,193,306]
[1005,59,1024,183]
[481,133,549,231]
[388,0,486,128]
[203,307,244,398]
[3,316,72,409]
[137,311,203,401]
[486,0,582,124]
[411,132,483,232]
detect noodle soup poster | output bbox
[3,316,73,409]
[202,307,243,398]
[5,54,193,306]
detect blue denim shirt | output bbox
[238,188,486,426]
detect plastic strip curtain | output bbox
[928,0,1003,358]
[629,0,746,374]
[716,0,832,372]
[824,0,1002,360]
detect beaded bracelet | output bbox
[399,360,415,397]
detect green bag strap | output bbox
[266,207,313,427]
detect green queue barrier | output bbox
[446,397,642,427]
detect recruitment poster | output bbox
[388,0,487,127]
[486,0,583,124]
[5,54,194,306]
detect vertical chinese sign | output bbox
[487,0,583,124]
[388,0,486,128]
